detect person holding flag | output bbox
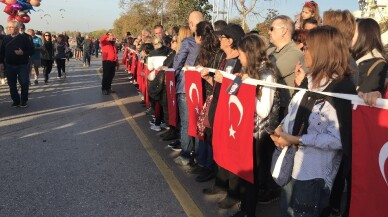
[270,26,356,216]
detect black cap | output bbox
[214,23,244,42]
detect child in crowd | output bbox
[295,1,321,30]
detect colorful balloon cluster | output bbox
[0,0,42,23]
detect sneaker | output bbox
[63,72,67,78]
[174,156,190,166]
[169,141,182,151]
[0,78,5,85]
[34,80,38,85]
[102,90,109,95]
[150,125,161,132]
[160,122,168,129]
[20,102,28,108]
[11,102,20,107]
[257,189,280,205]
[149,119,156,126]
[217,196,239,209]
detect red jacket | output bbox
[100,35,118,62]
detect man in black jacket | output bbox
[0,21,34,107]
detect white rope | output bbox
[181,67,388,109]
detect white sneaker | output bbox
[150,125,161,132]
[174,156,190,166]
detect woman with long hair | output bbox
[54,34,68,79]
[351,18,387,94]
[41,32,55,84]
[232,34,280,217]
[270,26,356,216]
[192,21,222,182]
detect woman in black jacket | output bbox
[351,18,387,94]
[41,32,54,84]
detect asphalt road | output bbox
[0,56,279,217]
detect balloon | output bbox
[4,4,18,15]
[5,0,17,4]
[22,14,30,23]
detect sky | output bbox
[0,0,360,33]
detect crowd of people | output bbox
[0,1,387,217]
[0,20,108,107]
[118,1,387,217]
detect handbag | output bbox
[270,90,318,187]
[196,94,213,137]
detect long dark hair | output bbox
[351,18,385,60]
[195,21,220,67]
[237,34,278,98]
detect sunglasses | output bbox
[270,26,285,32]
[44,35,50,36]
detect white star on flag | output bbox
[195,106,199,114]
[229,125,236,139]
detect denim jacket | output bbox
[173,37,199,94]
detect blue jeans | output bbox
[5,64,29,104]
[196,140,214,169]
[177,93,192,157]
[281,178,330,217]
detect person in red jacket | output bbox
[100,32,119,95]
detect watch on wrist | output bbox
[298,136,304,146]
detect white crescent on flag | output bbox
[228,95,244,139]
[379,142,388,185]
[228,95,244,126]
[189,83,199,103]
[169,81,173,93]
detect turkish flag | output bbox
[130,53,137,77]
[212,77,256,183]
[350,105,388,217]
[136,60,144,93]
[144,67,150,108]
[165,69,177,127]
[184,70,204,139]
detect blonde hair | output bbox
[176,26,192,52]
[152,36,162,49]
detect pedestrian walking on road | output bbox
[54,34,68,79]
[100,32,119,95]
[0,20,34,107]
[41,32,54,84]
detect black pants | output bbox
[41,59,53,82]
[102,60,116,91]
[83,52,91,65]
[55,58,66,77]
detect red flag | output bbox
[144,67,150,108]
[184,70,204,139]
[165,69,177,127]
[131,53,137,77]
[212,77,256,183]
[350,105,388,217]
[136,61,144,93]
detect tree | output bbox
[233,0,257,31]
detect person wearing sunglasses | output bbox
[41,32,54,84]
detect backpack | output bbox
[148,70,165,101]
